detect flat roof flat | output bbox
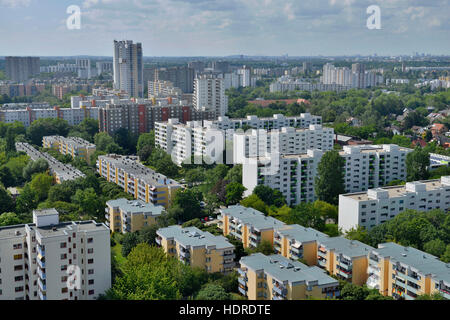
[220,205,286,231]
[157,226,234,250]
[240,253,338,287]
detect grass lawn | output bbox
[111,234,127,268]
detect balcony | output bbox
[439,288,450,300]
[155,237,161,246]
[272,285,287,296]
[105,213,110,220]
[317,257,327,268]
[179,250,190,258]
[38,278,46,292]
[250,233,261,242]
[317,250,327,259]
[237,268,247,277]
[37,245,45,257]
[272,295,284,300]
[37,267,46,280]
[238,287,247,296]
[37,258,45,269]
[238,277,247,287]
[38,290,47,301]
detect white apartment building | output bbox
[155,119,233,165]
[205,114,322,131]
[0,209,111,300]
[113,40,144,98]
[233,124,334,164]
[243,145,412,206]
[193,73,228,116]
[0,104,99,127]
[339,176,450,232]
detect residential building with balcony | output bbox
[105,198,164,233]
[316,237,373,286]
[156,226,235,273]
[0,209,111,300]
[243,144,412,206]
[16,142,86,183]
[367,242,450,300]
[339,176,450,232]
[233,124,334,164]
[204,114,322,131]
[238,253,340,300]
[218,205,286,249]
[96,154,181,208]
[273,225,329,266]
[42,136,96,164]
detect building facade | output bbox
[218,205,286,249]
[113,40,144,98]
[193,73,228,116]
[243,144,412,206]
[0,209,111,300]
[42,136,96,164]
[156,226,235,273]
[5,57,40,82]
[96,154,181,208]
[105,198,164,233]
[367,242,450,300]
[16,142,85,183]
[238,253,340,300]
[339,176,450,232]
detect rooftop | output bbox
[156,226,234,250]
[16,142,86,182]
[341,177,450,201]
[98,154,180,187]
[373,242,450,284]
[319,237,374,259]
[220,205,286,231]
[276,225,329,244]
[240,253,339,287]
[106,198,164,216]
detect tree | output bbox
[137,132,155,162]
[415,293,445,300]
[72,187,103,218]
[167,189,203,223]
[27,118,70,145]
[315,150,345,205]
[94,132,121,153]
[0,187,14,213]
[121,232,140,257]
[15,184,39,213]
[240,194,268,215]
[253,185,286,207]
[406,147,430,181]
[224,164,242,184]
[441,245,450,263]
[23,158,49,181]
[29,173,53,201]
[0,212,22,226]
[196,284,231,300]
[423,239,446,258]
[107,244,182,300]
[0,166,15,188]
[5,127,16,152]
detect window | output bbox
[61,288,68,293]
[60,242,67,249]
[14,265,23,271]
[88,269,94,275]
[87,238,93,244]
[61,254,67,260]
[88,279,94,285]
[13,254,23,260]
[87,248,94,254]
[88,259,94,264]
[61,265,67,271]
[88,290,95,295]
[13,243,22,250]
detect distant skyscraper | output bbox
[155,66,195,93]
[113,40,144,98]
[194,73,228,116]
[5,57,40,82]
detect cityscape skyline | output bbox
[0,0,449,57]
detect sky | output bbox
[0,0,449,57]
